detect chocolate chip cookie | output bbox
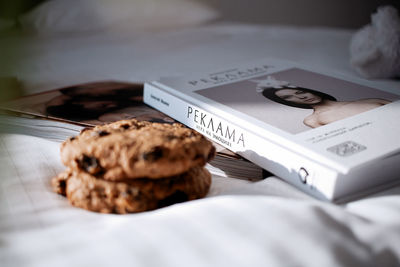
[52,166,211,214]
[61,120,215,180]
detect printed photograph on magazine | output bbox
[196,68,399,134]
[0,81,176,126]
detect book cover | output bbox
[143,58,400,202]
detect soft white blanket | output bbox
[1,23,400,267]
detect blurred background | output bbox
[1,0,399,29]
[0,0,399,102]
[206,0,400,28]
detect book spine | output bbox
[144,83,339,201]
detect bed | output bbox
[1,1,400,266]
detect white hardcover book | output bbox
[144,58,400,202]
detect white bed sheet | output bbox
[1,23,400,267]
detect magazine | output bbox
[0,81,264,180]
[0,113,83,142]
[143,58,400,202]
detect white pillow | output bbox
[18,0,218,34]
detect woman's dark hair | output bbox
[46,102,117,121]
[59,83,143,100]
[46,82,145,121]
[261,87,336,109]
[46,97,141,121]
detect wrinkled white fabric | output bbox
[1,134,400,267]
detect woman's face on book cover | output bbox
[275,89,322,105]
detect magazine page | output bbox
[0,114,83,142]
[0,81,175,126]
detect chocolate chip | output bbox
[68,136,76,141]
[194,154,205,160]
[53,178,67,196]
[142,146,164,161]
[58,179,66,194]
[157,191,188,207]
[121,124,130,129]
[97,130,110,137]
[207,146,216,161]
[90,130,110,137]
[166,134,177,141]
[77,154,102,174]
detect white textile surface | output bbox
[1,134,400,267]
[1,23,400,266]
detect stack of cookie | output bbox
[52,119,215,214]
